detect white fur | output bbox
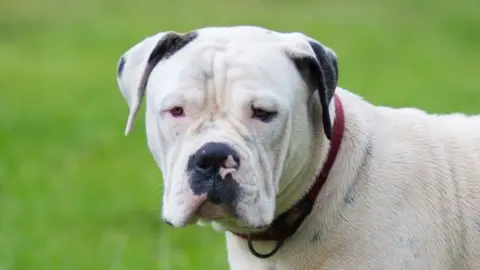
[116,26,480,269]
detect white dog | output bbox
[115,26,480,269]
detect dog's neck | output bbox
[231,95,345,257]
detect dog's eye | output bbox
[168,106,185,117]
[252,107,278,122]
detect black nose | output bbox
[194,142,240,174]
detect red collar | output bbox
[232,95,345,258]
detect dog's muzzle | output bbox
[187,142,241,208]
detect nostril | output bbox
[196,156,213,171]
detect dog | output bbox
[115,26,480,269]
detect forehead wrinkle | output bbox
[211,49,228,113]
[183,44,222,114]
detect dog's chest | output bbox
[226,231,331,270]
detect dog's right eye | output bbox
[168,106,185,118]
[252,106,278,122]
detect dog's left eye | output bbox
[168,106,185,117]
[252,107,278,122]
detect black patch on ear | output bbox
[117,56,126,77]
[147,31,198,70]
[308,41,338,98]
[139,31,198,90]
[292,41,338,140]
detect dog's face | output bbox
[116,26,338,232]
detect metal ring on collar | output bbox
[247,235,285,259]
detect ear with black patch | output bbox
[306,40,338,140]
[116,31,198,135]
[287,36,338,140]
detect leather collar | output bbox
[232,95,345,259]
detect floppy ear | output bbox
[284,34,339,140]
[116,31,198,135]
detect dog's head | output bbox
[116,26,338,232]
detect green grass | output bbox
[1,0,479,269]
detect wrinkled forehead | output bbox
[147,28,305,100]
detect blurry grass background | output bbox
[1,0,479,269]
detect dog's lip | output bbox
[170,193,236,227]
[183,201,272,234]
[181,195,230,225]
[177,194,209,226]
[195,201,230,220]
[182,194,238,224]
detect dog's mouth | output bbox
[196,201,231,220]
[177,194,236,226]
[192,201,273,234]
